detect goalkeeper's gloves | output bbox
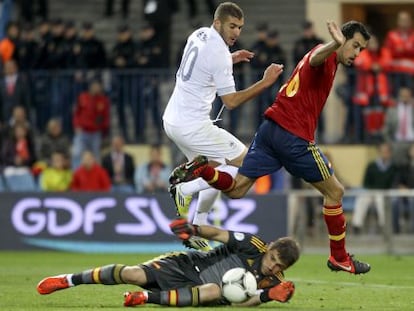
[260,281,295,303]
[169,218,200,240]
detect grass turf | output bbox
[0,252,413,310]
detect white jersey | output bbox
[163,26,236,127]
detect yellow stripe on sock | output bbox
[169,290,178,306]
[323,207,343,216]
[92,268,101,284]
[329,232,346,241]
[207,170,219,184]
[191,287,199,306]
[113,264,124,284]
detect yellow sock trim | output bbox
[207,170,219,184]
[92,268,101,284]
[329,232,346,241]
[169,290,178,306]
[191,287,200,306]
[323,207,343,216]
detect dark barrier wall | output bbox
[0,193,287,253]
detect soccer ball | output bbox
[221,268,257,303]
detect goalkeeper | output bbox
[37,218,299,307]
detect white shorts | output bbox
[163,120,246,164]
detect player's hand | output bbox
[169,218,199,240]
[232,49,254,64]
[262,63,284,87]
[268,281,295,303]
[327,21,345,46]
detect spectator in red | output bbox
[0,21,19,64]
[353,35,393,142]
[70,150,111,192]
[2,123,36,169]
[384,10,414,95]
[72,79,110,169]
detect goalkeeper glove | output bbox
[260,281,295,303]
[169,218,200,240]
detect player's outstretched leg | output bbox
[37,275,72,294]
[327,253,371,274]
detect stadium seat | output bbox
[3,167,38,191]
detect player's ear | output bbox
[213,19,221,29]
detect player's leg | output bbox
[165,121,245,214]
[304,151,370,274]
[37,264,145,295]
[171,120,284,199]
[124,283,221,306]
[193,188,220,225]
[125,256,220,306]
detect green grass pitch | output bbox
[1,251,413,310]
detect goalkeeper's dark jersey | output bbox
[141,231,282,291]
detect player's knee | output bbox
[121,266,146,285]
[225,188,245,199]
[199,283,222,303]
[330,183,345,202]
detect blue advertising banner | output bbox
[0,193,287,253]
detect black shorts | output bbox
[140,253,203,292]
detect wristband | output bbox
[259,288,271,303]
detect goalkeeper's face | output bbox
[261,249,286,276]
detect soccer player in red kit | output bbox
[170,21,371,274]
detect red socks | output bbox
[200,166,235,192]
[323,205,347,262]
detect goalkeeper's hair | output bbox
[270,237,300,269]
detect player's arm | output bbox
[169,218,229,244]
[220,63,284,110]
[309,21,345,66]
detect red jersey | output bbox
[265,45,338,142]
[73,92,110,133]
[70,164,111,191]
[383,29,414,74]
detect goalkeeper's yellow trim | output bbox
[113,264,125,284]
[191,287,200,306]
[92,268,101,283]
[169,289,178,306]
[329,232,346,241]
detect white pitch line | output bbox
[291,278,414,289]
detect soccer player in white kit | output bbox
[163,2,283,250]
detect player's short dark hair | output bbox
[214,2,244,22]
[270,237,300,268]
[341,21,371,41]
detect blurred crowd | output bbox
[0,0,414,215]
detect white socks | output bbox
[193,188,220,225]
